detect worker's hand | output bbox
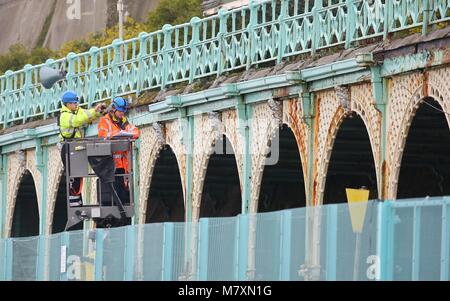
[95,103,107,113]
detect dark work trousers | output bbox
[88,156,116,206]
[114,168,130,205]
[60,143,83,206]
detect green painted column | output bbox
[180,113,194,279]
[371,66,388,199]
[302,88,320,280]
[0,153,7,238]
[303,90,315,206]
[35,140,48,280]
[132,139,141,225]
[36,140,47,235]
[185,114,194,223]
[236,97,252,214]
[0,153,8,280]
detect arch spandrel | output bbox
[138,125,165,224]
[46,145,64,234]
[282,98,310,204]
[190,110,245,220]
[249,102,283,213]
[386,68,450,199]
[191,113,223,220]
[165,119,187,201]
[314,84,381,206]
[350,83,382,195]
[222,109,244,187]
[313,89,343,206]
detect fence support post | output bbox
[422,0,430,35]
[247,0,259,69]
[311,0,323,55]
[217,9,228,76]
[197,218,209,280]
[124,226,136,280]
[378,201,393,280]
[280,210,293,280]
[94,229,104,281]
[162,24,173,89]
[325,205,338,280]
[163,223,175,280]
[137,32,148,96]
[189,18,201,83]
[23,65,33,123]
[277,0,288,63]
[345,0,355,49]
[88,47,99,108]
[4,71,13,128]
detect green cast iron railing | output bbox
[0,0,449,127]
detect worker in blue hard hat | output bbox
[98,97,140,205]
[58,90,107,207]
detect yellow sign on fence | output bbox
[346,188,370,233]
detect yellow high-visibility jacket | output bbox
[59,105,100,141]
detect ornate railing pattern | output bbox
[0,0,449,127]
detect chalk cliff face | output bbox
[0,0,160,54]
[0,0,55,53]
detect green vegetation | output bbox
[0,45,57,75]
[146,0,202,32]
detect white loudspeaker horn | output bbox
[39,66,67,89]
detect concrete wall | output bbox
[0,0,160,54]
[0,0,55,53]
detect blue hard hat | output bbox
[61,91,79,103]
[112,97,128,112]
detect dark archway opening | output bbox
[145,145,184,223]
[11,171,40,280]
[11,171,39,237]
[258,125,306,212]
[324,115,378,204]
[200,135,241,218]
[397,98,450,198]
[52,175,82,233]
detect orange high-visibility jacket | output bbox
[98,113,140,172]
